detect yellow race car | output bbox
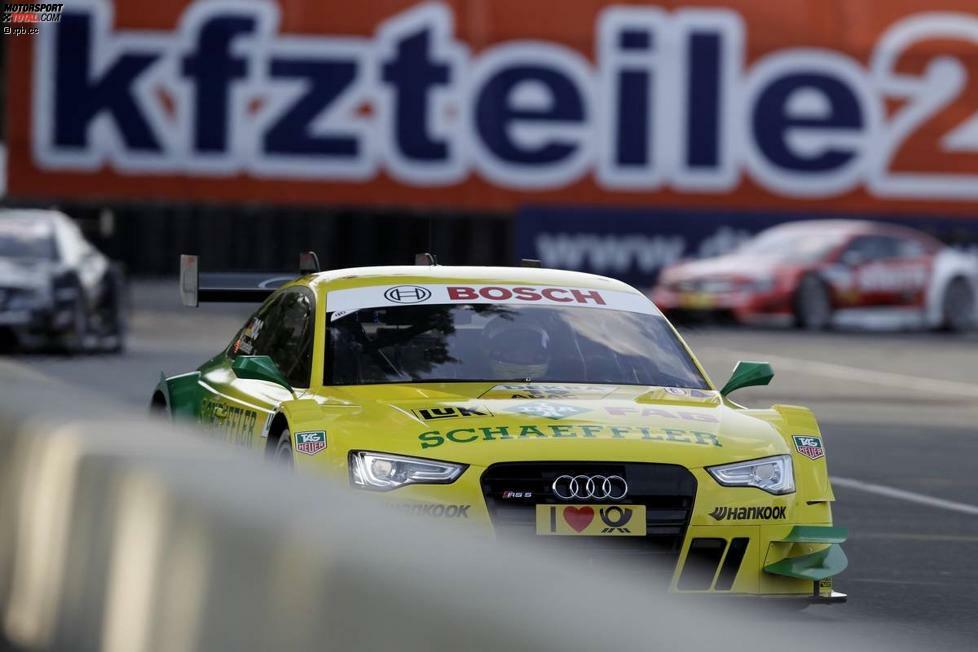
[153,253,847,603]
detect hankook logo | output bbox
[384,285,432,304]
[709,506,786,521]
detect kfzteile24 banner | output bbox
[8,0,978,214]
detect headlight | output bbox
[707,455,795,495]
[349,451,466,491]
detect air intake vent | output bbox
[677,538,727,590]
[715,537,749,591]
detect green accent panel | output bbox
[720,361,774,397]
[764,544,848,581]
[162,371,203,419]
[778,526,848,544]
[232,355,294,394]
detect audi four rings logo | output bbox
[552,474,628,501]
[384,285,432,304]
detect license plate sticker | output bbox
[535,504,646,536]
[679,292,716,309]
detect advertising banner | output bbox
[8,0,978,214]
[516,208,978,288]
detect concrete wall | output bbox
[0,361,901,651]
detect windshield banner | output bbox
[327,284,661,318]
[8,1,978,214]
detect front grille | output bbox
[480,462,697,575]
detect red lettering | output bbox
[480,286,512,300]
[513,287,542,301]
[448,286,477,300]
[571,289,606,305]
[541,288,572,302]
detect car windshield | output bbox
[737,227,847,262]
[326,303,708,388]
[0,223,58,261]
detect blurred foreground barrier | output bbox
[0,362,898,652]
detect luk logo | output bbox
[793,435,825,460]
[295,430,326,456]
[384,285,432,304]
[412,405,491,421]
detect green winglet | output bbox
[778,526,848,544]
[764,544,848,581]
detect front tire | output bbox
[60,294,89,354]
[272,427,294,469]
[942,277,976,332]
[794,274,833,331]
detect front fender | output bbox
[153,371,203,420]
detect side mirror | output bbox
[232,355,294,395]
[719,361,773,397]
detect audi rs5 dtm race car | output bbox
[152,254,847,603]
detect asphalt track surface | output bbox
[9,282,978,650]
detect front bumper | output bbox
[652,287,794,323]
[375,461,848,600]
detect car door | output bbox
[843,235,929,308]
[197,287,315,449]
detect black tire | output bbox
[941,277,976,332]
[794,274,833,331]
[98,266,128,353]
[271,427,294,469]
[60,294,89,355]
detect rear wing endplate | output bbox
[180,254,303,307]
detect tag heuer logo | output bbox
[295,430,326,456]
[793,435,824,460]
[503,402,588,420]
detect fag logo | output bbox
[295,430,327,456]
[502,402,588,420]
[793,435,825,460]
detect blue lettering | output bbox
[475,65,584,165]
[381,26,450,162]
[53,12,160,151]
[265,58,360,157]
[752,73,863,172]
[685,31,721,168]
[182,15,256,153]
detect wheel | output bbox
[271,427,294,469]
[98,266,128,353]
[941,277,976,332]
[60,294,89,354]
[794,274,833,331]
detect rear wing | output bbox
[179,252,319,307]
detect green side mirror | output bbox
[719,361,774,397]
[232,355,294,394]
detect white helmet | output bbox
[482,315,551,380]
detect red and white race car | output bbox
[652,220,978,331]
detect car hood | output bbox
[664,255,786,281]
[0,257,53,289]
[311,383,789,467]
